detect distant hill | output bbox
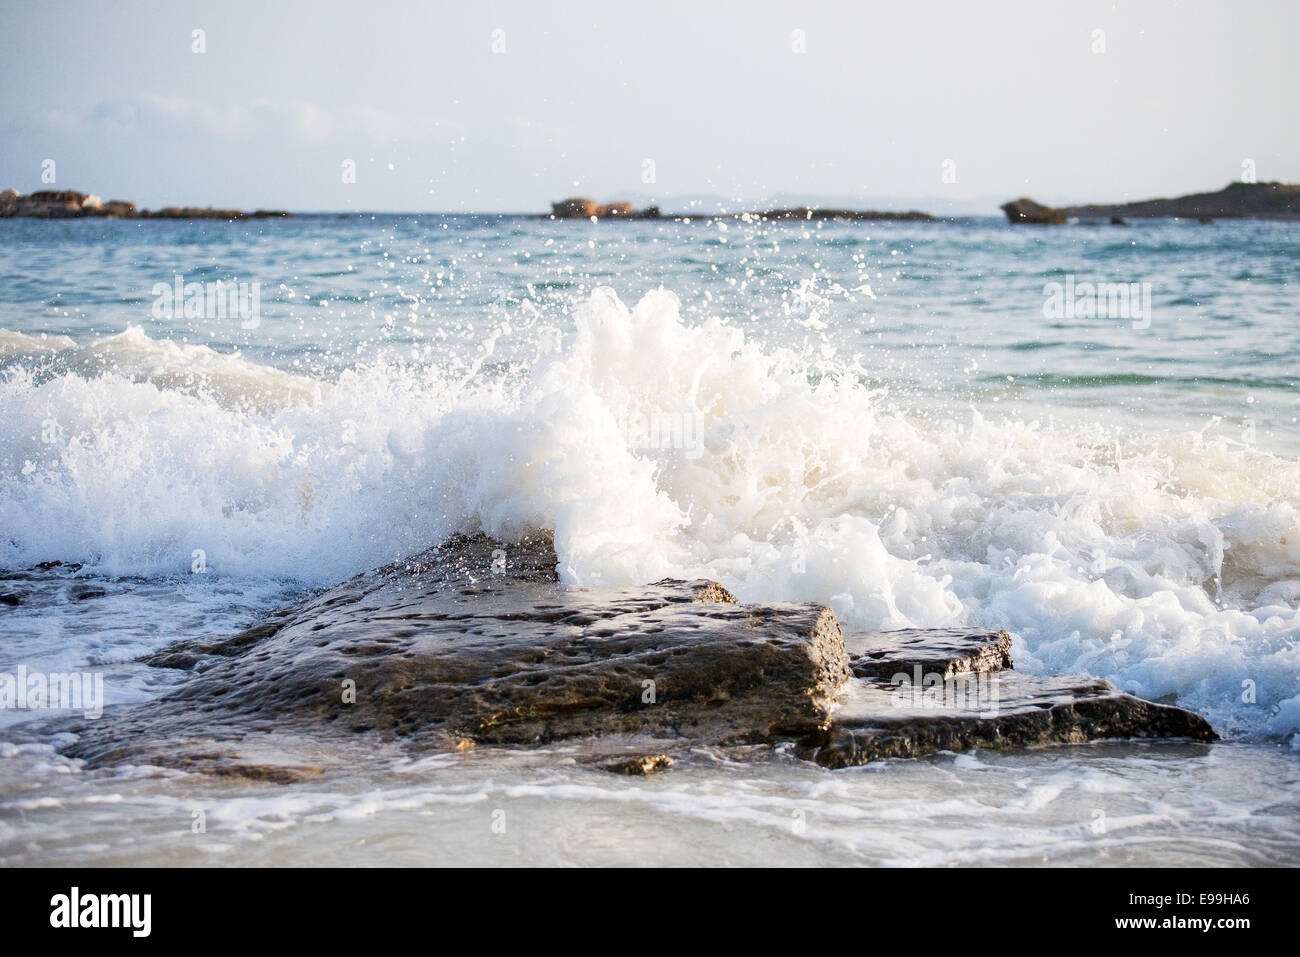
[1060,181,1300,220]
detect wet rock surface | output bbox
[801,672,1216,769]
[846,628,1013,681]
[64,533,849,770]
[600,754,675,776]
[58,533,1217,779]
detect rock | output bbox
[601,754,674,775]
[1001,197,1067,225]
[551,197,599,218]
[63,532,851,770]
[802,672,1217,769]
[846,628,1012,681]
[1060,181,1300,221]
[5,189,90,218]
[57,533,1218,779]
[1111,215,1127,225]
[84,200,137,218]
[0,187,290,220]
[549,198,661,220]
[140,206,247,220]
[67,583,107,601]
[757,207,936,222]
[0,592,20,606]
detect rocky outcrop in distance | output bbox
[548,197,935,222]
[740,207,935,222]
[1002,181,1300,224]
[550,197,661,219]
[1001,197,1067,225]
[54,532,1216,782]
[0,188,290,220]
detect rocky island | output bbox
[57,532,1215,782]
[0,188,290,220]
[1002,181,1300,224]
[550,197,661,219]
[736,206,935,222]
[549,197,935,222]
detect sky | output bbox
[1,0,1297,214]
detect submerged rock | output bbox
[60,533,1216,779]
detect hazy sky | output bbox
[2,0,1296,213]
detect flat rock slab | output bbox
[802,672,1217,769]
[846,628,1012,681]
[56,533,1217,779]
[63,533,850,771]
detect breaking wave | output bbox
[1,288,1298,741]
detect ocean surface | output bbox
[1,213,1297,866]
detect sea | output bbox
[1,212,1297,865]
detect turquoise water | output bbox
[0,214,1297,865]
[3,215,1296,451]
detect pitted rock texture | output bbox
[57,532,1217,779]
[64,533,850,768]
[845,628,1013,681]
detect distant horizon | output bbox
[4,1,1298,216]
[2,179,1285,219]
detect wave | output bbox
[1,289,1298,743]
[0,325,322,411]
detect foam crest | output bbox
[1,288,1297,741]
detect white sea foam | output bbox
[0,329,75,356]
[1,288,1298,741]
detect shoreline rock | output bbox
[0,188,290,220]
[57,532,1216,780]
[801,672,1216,768]
[1002,181,1300,224]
